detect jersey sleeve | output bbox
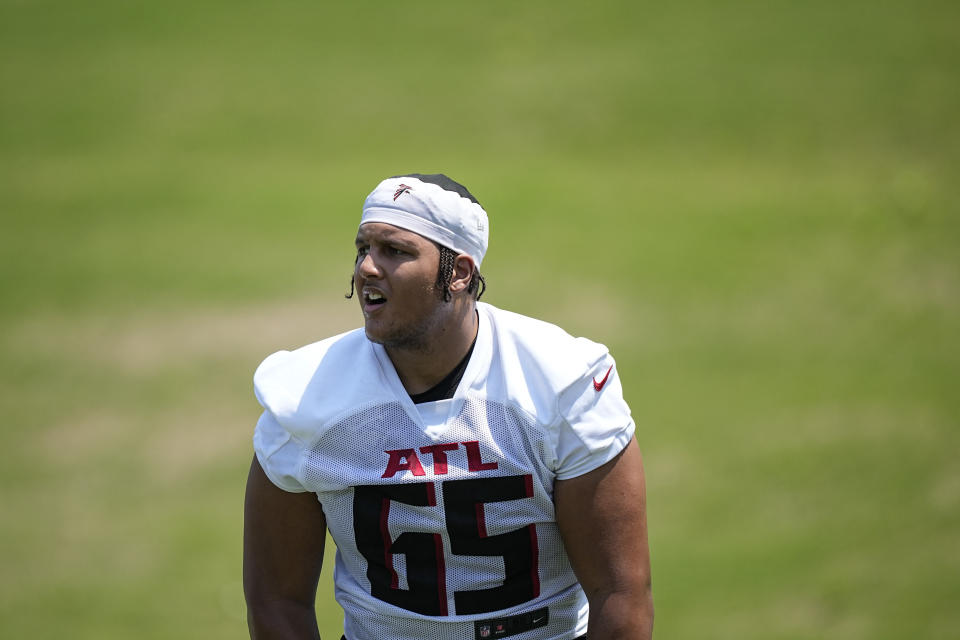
[253,410,309,493]
[553,354,635,480]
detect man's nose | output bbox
[357,252,380,278]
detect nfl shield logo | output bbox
[479,625,491,638]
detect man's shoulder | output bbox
[253,328,383,430]
[480,302,610,390]
[255,328,366,385]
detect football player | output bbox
[243,174,653,639]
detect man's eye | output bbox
[356,247,369,258]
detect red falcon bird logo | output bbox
[393,184,412,200]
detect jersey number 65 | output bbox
[353,475,540,616]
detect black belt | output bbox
[341,607,582,640]
[340,636,587,640]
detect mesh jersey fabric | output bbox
[252,302,635,640]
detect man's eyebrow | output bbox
[356,230,418,248]
[354,231,376,246]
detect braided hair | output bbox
[435,244,486,302]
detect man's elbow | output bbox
[584,581,654,639]
[244,595,320,640]
[640,585,655,636]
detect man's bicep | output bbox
[554,438,653,634]
[243,454,327,606]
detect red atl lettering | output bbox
[381,441,499,478]
[381,449,426,479]
[463,441,499,472]
[419,443,461,475]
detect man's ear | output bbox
[449,254,476,294]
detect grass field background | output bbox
[1,1,958,638]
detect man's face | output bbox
[354,222,446,351]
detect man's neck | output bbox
[386,306,479,396]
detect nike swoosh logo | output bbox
[593,365,614,392]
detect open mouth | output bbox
[363,289,387,309]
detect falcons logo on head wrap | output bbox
[393,184,412,201]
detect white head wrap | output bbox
[360,175,489,266]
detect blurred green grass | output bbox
[1,1,958,638]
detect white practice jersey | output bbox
[253,302,635,640]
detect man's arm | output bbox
[554,438,654,639]
[243,455,327,640]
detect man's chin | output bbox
[363,324,386,345]
[365,326,432,353]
